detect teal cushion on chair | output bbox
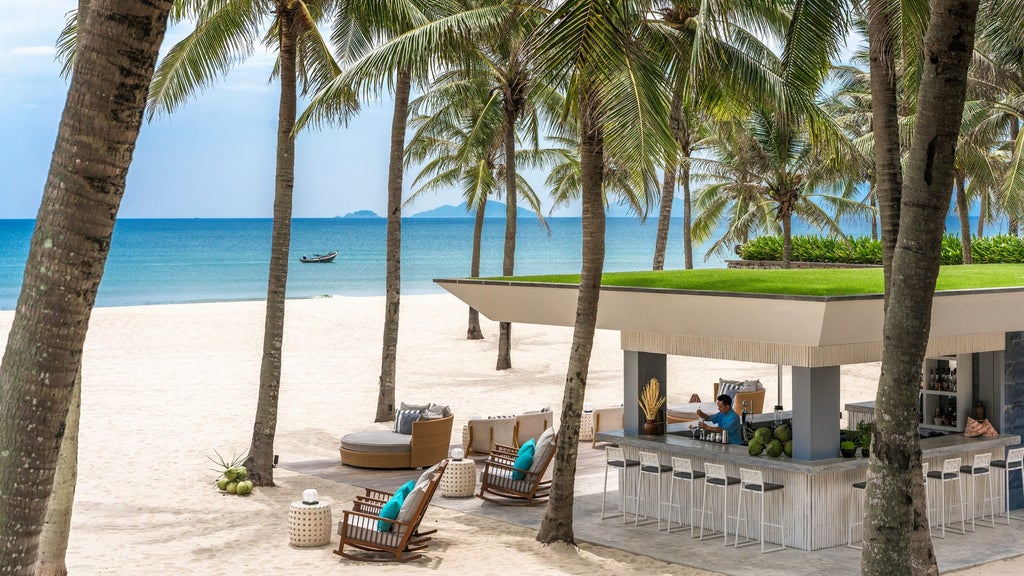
[378,491,405,532]
[513,438,536,480]
[395,479,416,500]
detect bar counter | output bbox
[595,426,1021,550]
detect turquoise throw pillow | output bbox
[512,438,536,480]
[378,491,405,532]
[395,479,416,500]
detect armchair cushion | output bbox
[400,402,431,412]
[421,403,451,420]
[378,491,405,532]
[513,438,536,480]
[529,427,556,475]
[394,409,421,434]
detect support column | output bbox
[792,366,840,460]
[1003,332,1024,510]
[623,351,667,434]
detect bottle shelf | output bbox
[922,390,958,397]
[917,355,971,432]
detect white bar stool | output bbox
[847,479,867,549]
[666,456,705,536]
[923,462,933,535]
[959,453,996,531]
[697,462,740,544]
[635,451,672,528]
[601,446,639,522]
[991,447,1024,523]
[734,468,785,553]
[926,457,966,537]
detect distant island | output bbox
[340,210,382,219]
[409,201,537,219]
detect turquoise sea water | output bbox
[0,216,998,310]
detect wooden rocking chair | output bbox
[478,428,556,506]
[335,460,447,562]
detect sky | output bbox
[0,0,550,220]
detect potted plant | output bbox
[840,440,857,458]
[857,421,873,457]
[639,377,666,435]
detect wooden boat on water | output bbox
[300,251,338,263]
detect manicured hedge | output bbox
[737,234,1024,265]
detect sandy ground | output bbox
[0,293,1018,574]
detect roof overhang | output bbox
[435,279,1024,366]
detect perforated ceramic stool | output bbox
[667,457,705,536]
[734,468,785,553]
[635,451,672,528]
[289,500,332,547]
[991,447,1024,523]
[847,479,867,549]
[959,453,996,531]
[697,462,740,544]
[927,457,966,538]
[602,446,640,522]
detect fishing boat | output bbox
[300,251,338,263]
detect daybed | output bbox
[591,406,624,448]
[340,413,454,470]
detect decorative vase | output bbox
[643,419,659,436]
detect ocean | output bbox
[0,215,999,310]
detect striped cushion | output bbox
[394,409,421,435]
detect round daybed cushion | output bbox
[341,431,411,455]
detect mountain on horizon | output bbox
[338,210,382,218]
[409,201,537,219]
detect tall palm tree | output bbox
[149,0,350,484]
[0,1,173,571]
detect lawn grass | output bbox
[494,264,1024,297]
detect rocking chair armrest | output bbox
[481,457,534,478]
[352,500,384,516]
[341,508,413,531]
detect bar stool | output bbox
[991,447,1024,523]
[926,457,966,537]
[635,451,672,528]
[666,457,705,536]
[601,446,639,522]
[959,453,996,531]
[734,468,785,553]
[922,462,933,535]
[697,462,740,544]
[847,479,867,549]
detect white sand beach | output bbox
[0,293,1015,574]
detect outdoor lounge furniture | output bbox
[591,406,624,448]
[340,415,454,469]
[514,411,551,448]
[335,460,448,562]
[478,427,556,506]
[463,416,516,455]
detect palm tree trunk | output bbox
[34,365,81,576]
[781,207,792,269]
[862,2,979,574]
[537,87,605,545]
[376,68,412,422]
[497,103,518,370]
[870,186,879,241]
[1010,118,1021,236]
[977,190,986,237]
[467,199,485,340]
[956,173,972,264]
[868,0,904,305]
[245,3,298,486]
[680,134,693,270]
[653,90,681,270]
[0,2,171,572]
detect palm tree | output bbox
[0,1,173,571]
[149,0,350,484]
[692,111,867,266]
[404,69,550,338]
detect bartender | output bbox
[696,394,743,445]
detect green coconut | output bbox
[766,439,784,457]
[773,424,792,443]
[784,440,793,457]
[754,427,773,444]
[747,439,766,456]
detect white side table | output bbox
[579,411,594,442]
[288,501,332,547]
[440,458,477,498]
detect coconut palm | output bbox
[149,0,352,484]
[693,110,867,266]
[0,1,173,571]
[404,69,551,338]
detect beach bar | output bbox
[436,279,1024,550]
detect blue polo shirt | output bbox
[710,410,743,444]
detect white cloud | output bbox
[11,46,57,57]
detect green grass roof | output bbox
[496,264,1024,297]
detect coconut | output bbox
[784,440,793,457]
[235,480,253,495]
[774,424,792,443]
[747,439,765,456]
[754,427,773,444]
[226,481,238,494]
[766,439,784,457]
[216,477,230,491]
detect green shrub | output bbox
[738,234,1024,265]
